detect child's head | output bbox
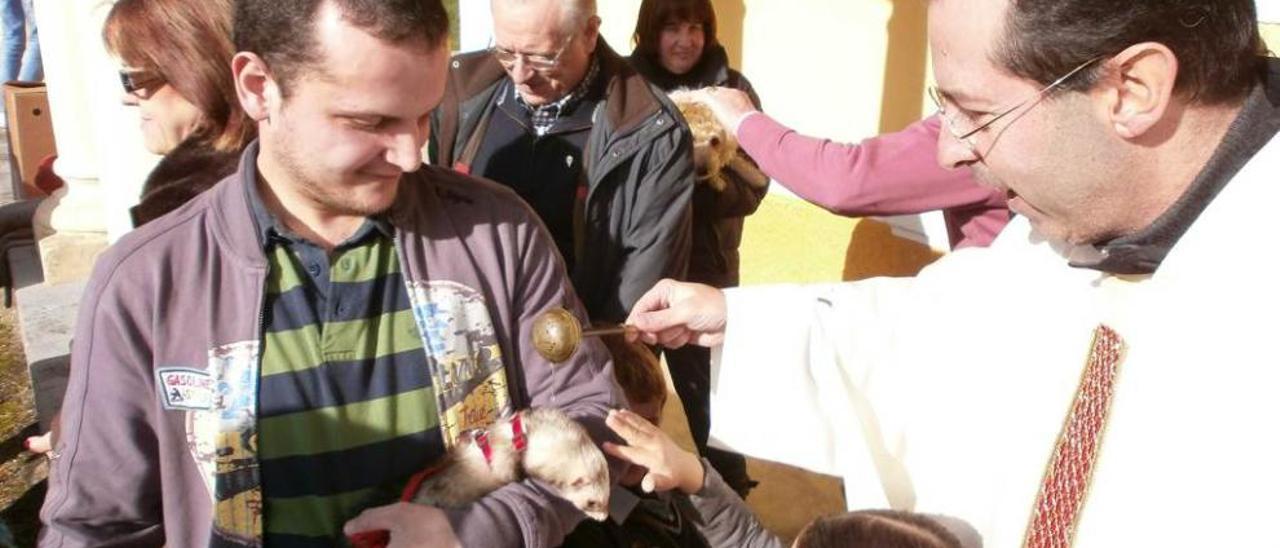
[793,510,961,548]
[603,336,667,426]
[602,336,667,488]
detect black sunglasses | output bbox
[119,69,165,95]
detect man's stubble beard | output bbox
[271,130,399,218]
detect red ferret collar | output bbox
[474,412,527,466]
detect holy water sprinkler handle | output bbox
[581,325,638,338]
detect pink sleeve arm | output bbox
[735,113,1002,217]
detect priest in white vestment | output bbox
[626,0,1280,546]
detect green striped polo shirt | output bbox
[255,220,444,546]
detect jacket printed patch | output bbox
[183,340,264,545]
[156,368,215,410]
[406,280,512,448]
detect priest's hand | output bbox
[626,279,726,348]
[691,87,758,135]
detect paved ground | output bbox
[0,146,46,546]
[0,145,15,204]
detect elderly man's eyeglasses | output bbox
[120,69,165,95]
[928,55,1104,154]
[490,35,574,73]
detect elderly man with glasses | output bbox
[625,0,1280,545]
[431,0,693,328]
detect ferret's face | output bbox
[546,435,610,521]
[522,411,612,521]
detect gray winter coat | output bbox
[431,40,694,323]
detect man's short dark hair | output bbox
[234,0,449,95]
[996,0,1265,105]
[632,0,720,62]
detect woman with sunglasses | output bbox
[628,0,765,502]
[105,0,254,228]
[23,0,252,457]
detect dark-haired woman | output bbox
[629,0,765,499]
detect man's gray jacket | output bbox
[431,40,694,323]
[39,143,622,547]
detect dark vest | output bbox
[469,81,601,269]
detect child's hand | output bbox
[602,409,705,495]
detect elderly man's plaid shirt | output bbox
[515,56,600,136]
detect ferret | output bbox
[669,90,770,192]
[348,408,610,547]
[407,407,610,521]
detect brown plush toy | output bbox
[669,90,769,192]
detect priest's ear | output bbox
[1092,42,1178,141]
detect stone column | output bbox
[28,0,109,283]
[27,0,156,277]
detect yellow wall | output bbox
[738,198,942,285]
[1264,24,1280,53]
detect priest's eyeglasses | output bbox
[928,55,1104,155]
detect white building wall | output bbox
[33,0,159,245]
[1260,0,1279,24]
[459,0,494,53]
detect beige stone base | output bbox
[36,231,107,284]
[31,186,110,284]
